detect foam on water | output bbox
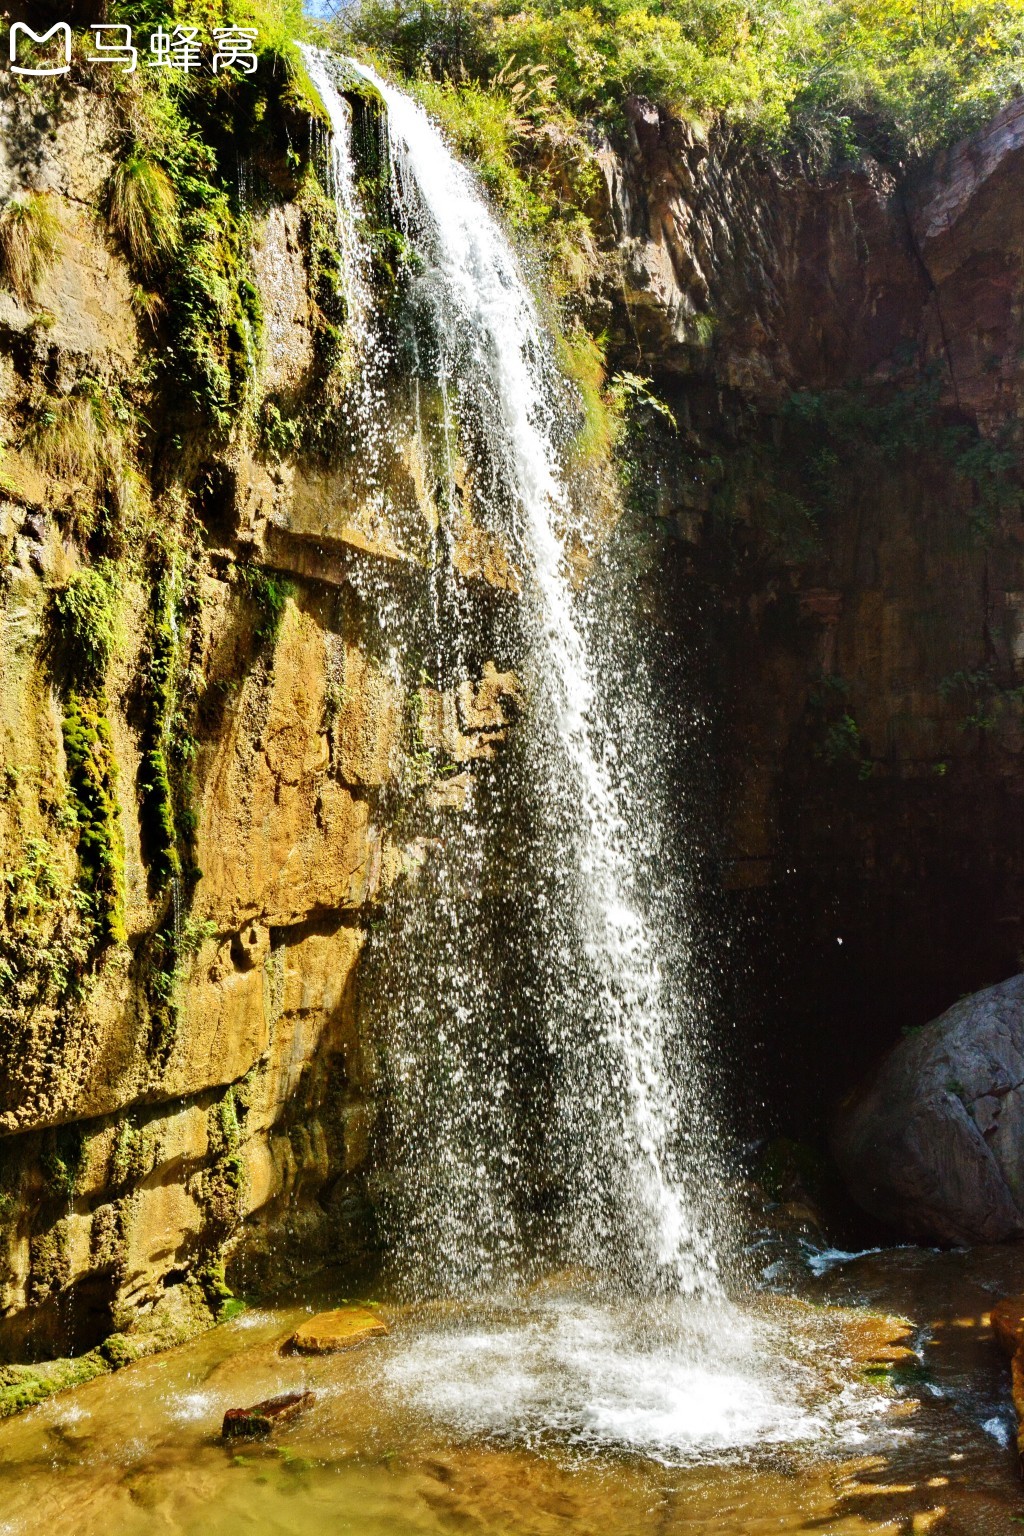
[380,1294,893,1464]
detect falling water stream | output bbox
[278,49,891,1462]
[353,60,725,1301]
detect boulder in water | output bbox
[832,974,1024,1244]
[222,1390,315,1439]
[287,1305,388,1354]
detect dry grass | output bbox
[107,153,179,274]
[25,378,140,524]
[0,193,63,301]
[29,391,110,489]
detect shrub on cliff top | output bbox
[344,0,1024,163]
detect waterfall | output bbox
[304,51,732,1300]
[300,48,372,344]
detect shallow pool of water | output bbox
[0,1246,1020,1534]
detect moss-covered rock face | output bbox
[0,47,524,1392]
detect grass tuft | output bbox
[25,378,136,512]
[107,153,180,275]
[0,193,62,301]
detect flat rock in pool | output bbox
[222,1390,315,1439]
[836,1309,917,1369]
[287,1305,389,1354]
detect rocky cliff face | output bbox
[600,97,1024,1128]
[3,52,1023,1385]
[0,77,519,1388]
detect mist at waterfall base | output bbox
[297,49,891,1463]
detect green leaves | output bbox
[48,563,120,695]
[344,0,1024,162]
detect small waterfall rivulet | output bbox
[295,49,889,1460]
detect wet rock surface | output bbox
[991,1295,1024,1471]
[832,974,1024,1243]
[287,1305,389,1354]
[600,85,1024,1131]
[222,1389,315,1440]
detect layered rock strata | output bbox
[0,81,518,1379]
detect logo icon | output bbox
[10,21,72,76]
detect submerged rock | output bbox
[222,1390,315,1439]
[832,974,1024,1244]
[990,1297,1024,1472]
[287,1305,388,1354]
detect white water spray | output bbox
[302,51,731,1297]
[357,62,728,1295]
[300,47,373,343]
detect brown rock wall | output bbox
[601,95,1024,1125]
[0,85,523,1365]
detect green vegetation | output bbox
[132,520,207,1063]
[346,0,1024,164]
[28,1219,71,1302]
[44,567,128,951]
[61,693,127,947]
[48,565,120,694]
[41,1126,86,1201]
[107,152,180,274]
[0,827,93,1060]
[939,666,1024,733]
[236,563,294,646]
[296,164,353,428]
[0,193,62,301]
[2,836,62,941]
[785,378,1021,540]
[138,553,190,892]
[83,4,319,442]
[196,1256,246,1322]
[39,582,119,919]
[173,208,264,436]
[110,1116,148,1189]
[629,369,1022,588]
[259,399,302,460]
[0,1353,108,1419]
[557,325,623,461]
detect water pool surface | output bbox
[0,1244,1021,1534]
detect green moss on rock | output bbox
[61,692,126,948]
[0,1353,107,1419]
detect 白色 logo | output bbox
[7,22,259,76]
[9,22,72,76]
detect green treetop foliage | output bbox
[343,0,1024,163]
